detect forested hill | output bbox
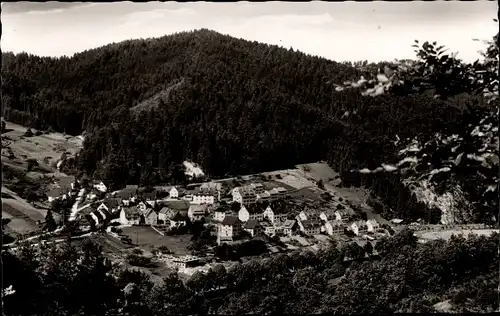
[1,29,363,134]
[2,29,496,224]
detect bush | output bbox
[126,254,152,267]
[132,248,143,255]
[24,129,34,137]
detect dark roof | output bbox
[245,203,266,215]
[162,200,190,211]
[243,219,260,229]
[117,186,138,198]
[141,190,158,200]
[47,188,62,197]
[189,204,208,214]
[123,206,141,217]
[104,198,122,208]
[302,220,322,229]
[268,201,288,214]
[93,210,105,222]
[144,209,157,218]
[58,177,74,189]
[221,216,240,226]
[171,211,188,222]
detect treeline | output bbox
[3,229,498,315]
[1,29,494,223]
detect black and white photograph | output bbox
[1,1,499,314]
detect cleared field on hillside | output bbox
[262,169,317,190]
[120,226,192,255]
[1,186,60,235]
[416,229,499,241]
[1,121,81,235]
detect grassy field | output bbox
[1,186,62,236]
[1,121,81,235]
[416,229,499,241]
[120,226,192,255]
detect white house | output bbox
[324,220,345,236]
[263,205,288,225]
[319,210,337,222]
[298,219,322,235]
[335,209,351,222]
[238,204,265,223]
[97,203,109,213]
[249,183,265,194]
[350,221,368,236]
[213,208,228,222]
[366,219,380,233]
[192,193,215,205]
[256,191,271,203]
[232,187,257,205]
[169,187,179,199]
[93,181,107,193]
[261,221,276,237]
[276,219,296,237]
[217,216,241,244]
[118,206,142,225]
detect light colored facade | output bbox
[93,181,107,193]
[188,204,208,222]
[366,219,380,232]
[232,187,257,205]
[324,220,345,236]
[192,194,215,205]
[350,221,368,236]
[169,187,179,199]
[217,216,241,244]
[249,183,265,194]
[213,209,227,222]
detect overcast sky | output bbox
[2,1,497,63]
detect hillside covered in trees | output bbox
[2,29,498,224]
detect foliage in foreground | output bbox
[2,229,499,315]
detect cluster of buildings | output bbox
[49,176,385,249]
[214,194,382,245]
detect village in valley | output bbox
[11,160,403,278]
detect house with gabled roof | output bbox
[324,220,345,236]
[263,201,288,224]
[335,209,351,222]
[242,219,262,237]
[213,206,230,222]
[188,204,208,222]
[275,219,296,237]
[350,221,368,236]
[232,186,257,205]
[320,210,337,222]
[170,211,188,228]
[217,215,242,245]
[297,218,322,235]
[238,203,266,222]
[366,219,380,233]
[143,208,158,225]
[97,197,122,214]
[93,181,107,193]
[260,221,276,237]
[137,200,154,213]
[119,206,142,225]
